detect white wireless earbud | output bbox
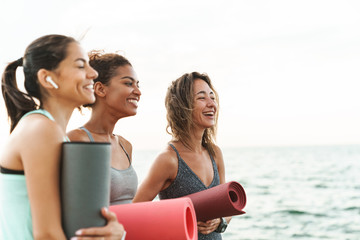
[46,76,59,89]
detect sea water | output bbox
[133,145,360,240]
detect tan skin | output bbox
[133,79,231,235]
[0,42,124,240]
[67,65,141,175]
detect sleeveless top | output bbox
[0,109,68,240]
[159,144,222,240]
[80,127,138,205]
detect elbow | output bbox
[34,233,56,240]
[33,230,65,240]
[132,195,141,203]
[133,194,152,203]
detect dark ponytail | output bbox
[1,34,77,132]
[1,58,37,132]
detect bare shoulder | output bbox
[16,114,63,140]
[154,145,178,169]
[212,144,224,163]
[212,144,226,183]
[10,114,65,156]
[115,134,133,161]
[213,144,223,156]
[67,128,90,141]
[145,145,179,181]
[116,135,132,150]
[1,114,63,167]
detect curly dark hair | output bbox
[84,50,132,108]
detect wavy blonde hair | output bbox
[165,72,219,157]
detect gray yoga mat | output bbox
[61,141,111,239]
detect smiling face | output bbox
[192,78,217,129]
[54,42,98,107]
[102,64,141,117]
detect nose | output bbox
[87,66,98,80]
[133,83,142,96]
[206,97,216,108]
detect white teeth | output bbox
[85,85,94,89]
[128,99,138,106]
[204,111,214,116]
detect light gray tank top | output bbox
[80,127,138,205]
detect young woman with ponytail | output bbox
[0,34,125,240]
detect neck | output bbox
[176,127,205,153]
[84,108,118,136]
[41,101,74,133]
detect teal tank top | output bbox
[0,174,32,239]
[0,109,68,239]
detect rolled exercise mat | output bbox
[109,197,197,240]
[61,142,111,239]
[184,181,246,221]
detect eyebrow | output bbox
[75,58,86,63]
[121,76,139,83]
[196,90,214,95]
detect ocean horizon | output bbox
[133,144,360,240]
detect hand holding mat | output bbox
[184,181,246,221]
[109,198,197,240]
[61,142,111,239]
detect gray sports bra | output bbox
[79,127,138,205]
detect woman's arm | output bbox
[20,116,66,239]
[213,145,226,184]
[214,146,232,230]
[20,118,125,240]
[133,149,177,202]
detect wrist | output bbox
[215,217,228,233]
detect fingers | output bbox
[71,236,125,240]
[101,207,118,222]
[71,237,105,240]
[73,227,111,237]
[121,231,127,240]
[197,219,219,227]
[72,225,124,239]
[197,218,221,235]
[72,207,125,239]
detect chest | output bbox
[110,142,130,170]
[179,152,215,187]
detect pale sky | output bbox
[1,0,359,150]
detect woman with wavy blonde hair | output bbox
[134,72,231,240]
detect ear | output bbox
[37,69,56,89]
[94,81,107,97]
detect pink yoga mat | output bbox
[109,197,197,240]
[184,181,246,221]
